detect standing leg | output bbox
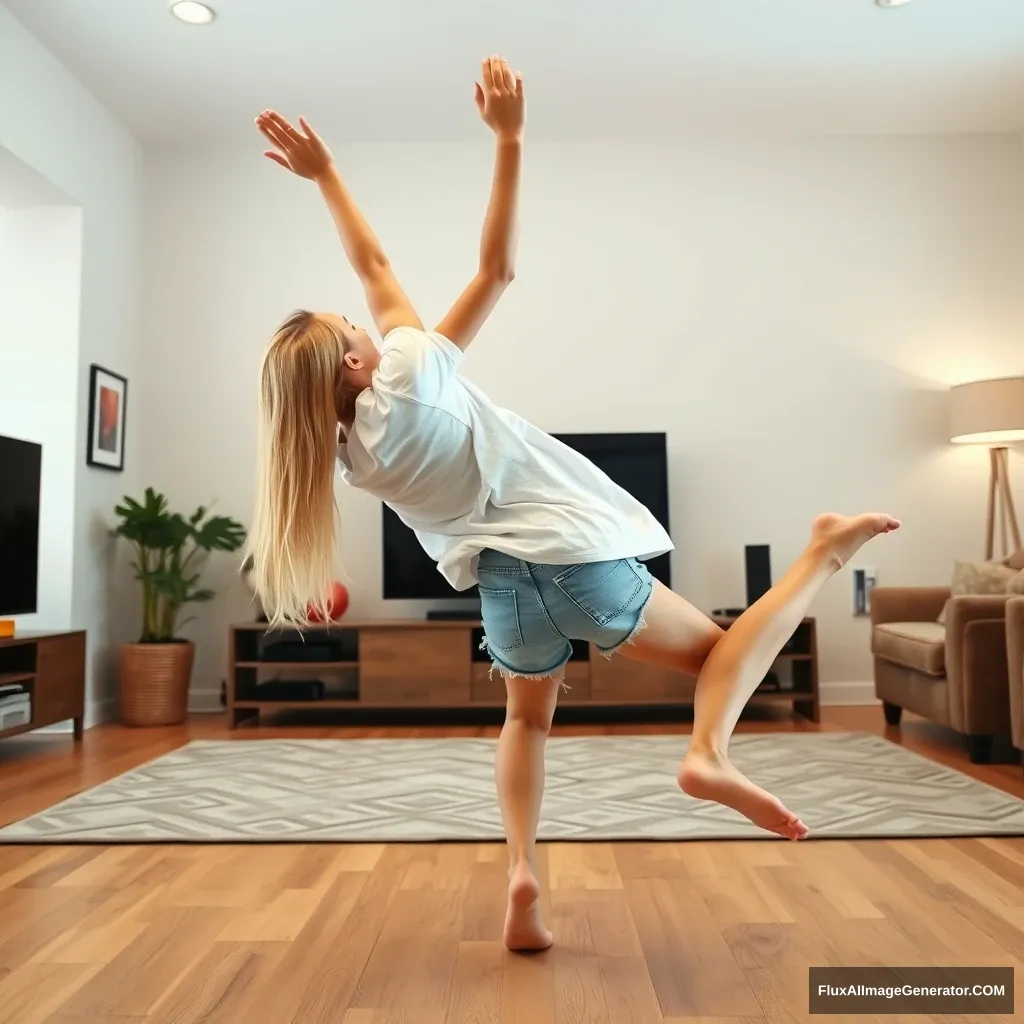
[497,672,561,952]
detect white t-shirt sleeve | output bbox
[375,327,462,399]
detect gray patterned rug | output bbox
[2,732,1023,843]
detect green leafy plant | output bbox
[113,487,246,643]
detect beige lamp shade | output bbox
[949,376,1024,444]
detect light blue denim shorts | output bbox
[476,548,655,679]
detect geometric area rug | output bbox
[1,732,1023,843]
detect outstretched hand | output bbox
[475,56,524,141]
[255,111,334,180]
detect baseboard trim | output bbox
[188,688,225,713]
[32,696,117,734]
[820,681,878,706]
[85,697,118,730]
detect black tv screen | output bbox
[0,434,42,616]
[382,432,671,600]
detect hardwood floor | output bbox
[0,707,1021,1023]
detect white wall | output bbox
[0,6,144,724]
[141,135,1024,706]
[0,205,82,631]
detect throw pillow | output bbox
[1006,548,1024,571]
[937,560,1017,625]
[1008,569,1024,595]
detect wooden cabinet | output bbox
[0,631,86,742]
[360,629,471,705]
[589,650,693,704]
[227,617,819,728]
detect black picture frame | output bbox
[86,363,128,472]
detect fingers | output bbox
[481,56,518,98]
[256,110,302,150]
[500,59,516,93]
[488,56,507,95]
[262,151,290,168]
[265,110,303,144]
[515,72,524,99]
[255,112,291,151]
[258,120,292,153]
[297,116,320,143]
[474,81,485,113]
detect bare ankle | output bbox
[804,538,843,571]
[687,737,726,762]
[509,857,534,878]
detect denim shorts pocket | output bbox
[478,587,524,651]
[553,559,644,627]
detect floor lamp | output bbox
[950,377,1024,561]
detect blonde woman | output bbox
[247,57,900,951]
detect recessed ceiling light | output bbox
[170,1,215,25]
[876,0,914,7]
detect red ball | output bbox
[307,581,350,623]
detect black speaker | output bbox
[745,544,772,607]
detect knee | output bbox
[504,677,559,733]
[505,700,555,734]
[686,624,725,675]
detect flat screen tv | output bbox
[382,432,671,600]
[0,434,42,616]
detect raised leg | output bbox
[497,672,560,952]
[679,513,899,838]
[883,701,902,727]
[626,513,900,839]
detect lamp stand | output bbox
[984,446,1022,561]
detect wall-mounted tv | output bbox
[0,434,42,616]
[382,432,671,600]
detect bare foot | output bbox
[811,512,900,569]
[679,749,810,840]
[503,862,553,952]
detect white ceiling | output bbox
[5,0,1024,144]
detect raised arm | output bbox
[256,111,422,338]
[436,57,524,351]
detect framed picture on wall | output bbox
[86,364,127,472]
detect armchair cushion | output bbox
[937,560,1017,624]
[873,621,945,676]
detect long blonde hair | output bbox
[244,310,345,628]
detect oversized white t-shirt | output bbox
[336,327,673,591]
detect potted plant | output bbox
[114,488,246,726]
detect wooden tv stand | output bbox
[228,616,819,728]
[0,631,86,741]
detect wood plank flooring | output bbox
[0,707,1021,1023]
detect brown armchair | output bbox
[871,586,1011,763]
[1008,597,1024,761]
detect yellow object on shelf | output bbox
[0,620,15,639]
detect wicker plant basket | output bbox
[118,641,195,726]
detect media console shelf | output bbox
[0,631,86,742]
[228,616,819,728]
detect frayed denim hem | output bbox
[478,638,571,691]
